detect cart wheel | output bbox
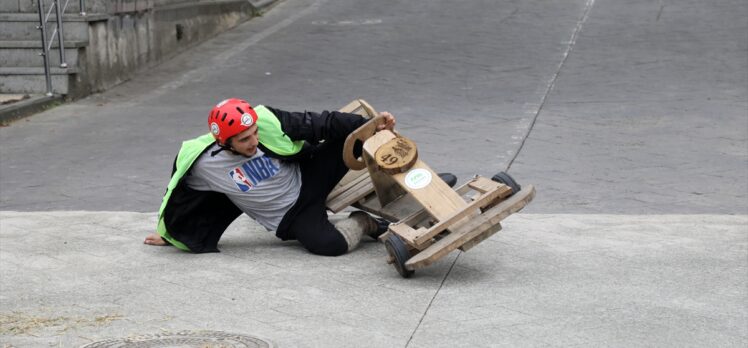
[384,234,414,278]
[491,171,521,196]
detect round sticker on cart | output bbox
[404,168,432,189]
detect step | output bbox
[0,67,78,95]
[0,40,85,67]
[0,94,64,124]
[3,0,94,14]
[0,13,108,41]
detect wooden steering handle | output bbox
[343,115,386,170]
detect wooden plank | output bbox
[363,130,398,157]
[358,99,379,118]
[326,176,376,213]
[355,190,421,222]
[405,185,536,270]
[388,222,426,249]
[388,223,423,241]
[336,175,374,201]
[377,231,392,243]
[459,223,501,252]
[398,207,431,228]
[468,176,502,194]
[335,168,368,189]
[363,131,407,207]
[353,175,483,235]
[328,169,370,202]
[454,181,473,196]
[339,100,363,114]
[346,176,495,231]
[387,161,468,221]
[339,99,376,116]
[405,184,505,247]
[374,159,475,248]
[383,180,474,229]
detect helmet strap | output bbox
[210,146,227,157]
[210,140,243,157]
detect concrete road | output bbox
[1,0,746,347]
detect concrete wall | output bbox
[0,0,22,12]
[69,0,256,98]
[14,0,151,14]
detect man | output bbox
[144,98,454,256]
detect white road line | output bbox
[507,0,596,171]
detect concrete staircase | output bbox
[0,3,108,96]
[1,0,265,123]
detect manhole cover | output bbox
[81,330,274,348]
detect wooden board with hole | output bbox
[326,99,378,212]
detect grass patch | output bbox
[0,312,123,335]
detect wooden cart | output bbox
[326,100,536,278]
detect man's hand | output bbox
[144,232,167,246]
[377,111,396,131]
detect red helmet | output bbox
[208,98,258,146]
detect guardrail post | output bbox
[53,0,68,68]
[36,0,54,96]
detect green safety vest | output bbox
[156,105,305,251]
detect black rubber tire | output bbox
[491,171,521,196]
[384,234,414,278]
[437,172,457,187]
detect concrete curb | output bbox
[0,94,63,125]
[250,0,281,12]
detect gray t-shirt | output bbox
[185,145,301,231]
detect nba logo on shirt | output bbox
[229,167,253,192]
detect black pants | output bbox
[275,140,352,256]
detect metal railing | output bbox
[35,0,86,96]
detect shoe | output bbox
[349,211,390,240]
[371,216,391,238]
[437,172,457,187]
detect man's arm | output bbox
[265,107,368,144]
[266,106,395,143]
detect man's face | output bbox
[229,125,259,157]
